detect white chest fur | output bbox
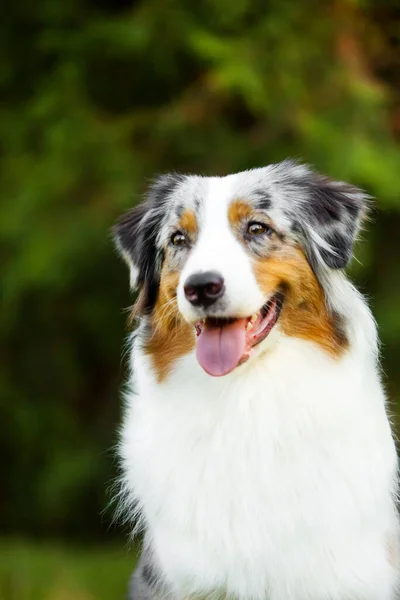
[120,335,399,600]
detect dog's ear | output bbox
[113,174,183,313]
[294,170,370,271]
[113,201,149,290]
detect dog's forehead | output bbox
[161,164,303,237]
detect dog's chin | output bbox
[192,292,284,377]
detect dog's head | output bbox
[114,161,368,378]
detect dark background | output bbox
[1,0,400,598]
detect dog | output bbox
[114,160,400,600]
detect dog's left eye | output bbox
[170,231,188,247]
[247,222,271,236]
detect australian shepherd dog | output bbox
[114,161,399,600]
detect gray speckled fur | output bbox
[128,544,169,600]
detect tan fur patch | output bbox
[127,289,147,326]
[228,199,253,226]
[179,209,198,235]
[143,268,195,382]
[253,246,348,357]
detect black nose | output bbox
[184,271,225,307]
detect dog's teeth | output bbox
[250,314,257,323]
[246,322,254,331]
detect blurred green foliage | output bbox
[1,0,400,539]
[0,540,136,599]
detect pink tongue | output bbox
[196,318,247,377]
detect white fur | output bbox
[118,175,399,600]
[178,176,265,323]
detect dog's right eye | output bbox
[170,231,188,247]
[247,222,271,236]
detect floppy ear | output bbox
[113,174,183,314]
[113,202,149,289]
[296,172,369,271]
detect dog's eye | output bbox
[247,222,271,236]
[170,231,188,247]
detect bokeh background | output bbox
[1,0,400,598]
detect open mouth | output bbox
[194,292,284,377]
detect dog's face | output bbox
[115,161,367,378]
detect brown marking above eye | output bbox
[229,199,278,251]
[178,209,198,236]
[253,246,349,357]
[228,199,253,226]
